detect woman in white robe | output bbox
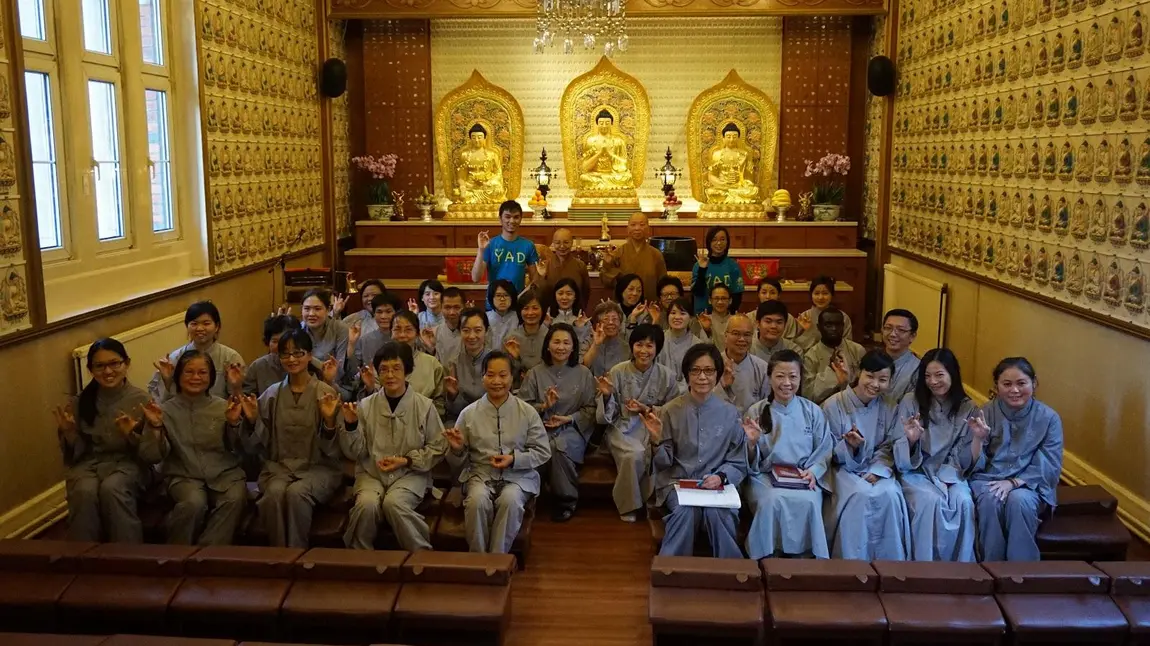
[894,348,978,562]
[743,349,833,560]
[822,349,912,561]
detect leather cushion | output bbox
[394,582,510,623]
[873,560,994,595]
[171,577,292,617]
[100,636,237,646]
[1112,596,1150,633]
[0,572,76,607]
[768,591,887,632]
[0,539,97,572]
[402,551,515,585]
[0,634,108,646]
[1096,562,1150,596]
[982,560,1109,594]
[282,580,400,621]
[649,587,763,631]
[580,453,617,486]
[881,593,1005,634]
[996,594,1128,634]
[761,559,878,592]
[1037,514,1131,548]
[78,543,199,576]
[295,548,407,582]
[60,574,183,612]
[186,545,304,578]
[1056,484,1118,516]
[650,556,761,591]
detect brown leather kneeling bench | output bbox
[875,560,1005,646]
[762,559,887,646]
[393,551,515,646]
[648,556,764,646]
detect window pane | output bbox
[25,71,62,249]
[82,0,113,54]
[145,89,173,232]
[18,0,47,40]
[87,80,124,241]
[138,0,163,65]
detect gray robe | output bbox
[550,310,592,356]
[418,310,444,330]
[597,361,679,515]
[408,351,446,419]
[137,393,246,546]
[244,377,344,548]
[801,339,867,405]
[340,388,446,551]
[971,398,1064,561]
[242,353,286,397]
[650,393,748,558]
[657,329,704,395]
[60,383,151,543]
[433,322,462,366]
[822,388,912,560]
[887,351,921,405]
[586,335,630,378]
[507,324,549,376]
[794,307,854,350]
[447,395,552,553]
[750,336,801,365]
[487,310,518,349]
[704,312,731,352]
[717,351,771,415]
[743,396,833,559]
[894,393,978,562]
[342,309,377,334]
[305,319,350,381]
[148,341,244,402]
[348,327,391,376]
[445,348,491,425]
[520,362,598,512]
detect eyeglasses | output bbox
[91,360,125,373]
[711,296,731,303]
[378,366,406,376]
[726,331,753,338]
[882,325,912,335]
[279,350,308,359]
[493,293,512,301]
[688,367,717,377]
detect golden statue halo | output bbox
[686,69,778,211]
[433,69,525,218]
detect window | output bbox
[20,0,206,321]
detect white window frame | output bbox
[22,0,207,322]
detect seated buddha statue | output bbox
[454,124,505,204]
[579,110,632,190]
[704,123,761,205]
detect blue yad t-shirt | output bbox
[482,235,539,293]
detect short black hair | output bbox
[883,308,920,333]
[374,341,414,375]
[817,306,845,326]
[488,279,518,311]
[392,309,420,332]
[681,343,724,382]
[185,301,221,326]
[498,200,523,217]
[809,275,836,295]
[262,314,299,345]
[656,275,685,297]
[417,279,445,312]
[668,296,694,317]
[758,277,783,295]
[302,289,333,309]
[277,328,314,355]
[360,279,387,294]
[629,323,664,356]
[442,286,464,302]
[541,323,580,367]
[756,299,789,322]
[460,307,489,330]
[709,282,733,299]
[482,349,513,373]
[859,349,895,375]
[371,292,403,314]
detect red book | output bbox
[769,464,810,490]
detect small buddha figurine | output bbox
[1099,79,1118,123]
[1014,142,1028,176]
[1025,193,1038,229]
[1104,16,1124,62]
[213,236,226,265]
[208,146,221,176]
[1039,195,1053,231]
[1021,244,1034,280]
[1132,203,1150,249]
[1141,76,1150,121]
[1035,247,1049,284]
[965,189,975,217]
[984,236,996,266]
[1051,33,1066,71]
[1115,138,1134,183]
[1053,251,1067,288]
[1125,266,1144,313]
[1128,10,1145,56]
[1067,28,1084,69]
[1086,22,1103,66]
[1010,192,1024,226]
[1028,142,1041,178]
[1081,82,1098,124]
[1103,261,1123,306]
[0,270,29,321]
[1007,47,1020,79]
[1072,197,1089,238]
[222,188,235,218]
[225,231,238,261]
[705,123,761,204]
[1006,241,1021,275]
[0,205,20,255]
[1036,37,1050,74]
[454,124,506,204]
[1021,41,1035,77]
[1111,200,1130,245]
[1046,87,1061,125]
[1031,90,1045,125]
[962,231,973,260]
[579,109,632,190]
[1090,198,1110,242]
[1096,139,1113,182]
[1042,142,1057,179]
[1138,138,1150,185]
[1120,75,1138,122]
[1064,85,1078,125]
[238,228,250,258]
[992,98,1004,127]
[1076,139,1094,182]
[989,192,1000,221]
[976,189,987,219]
[1084,256,1102,300]
[973,234,985,263]
[995,237,1008,273]
[1005,94,1017,126]
[1056,197,1070,234]
[1058,141,1074,180]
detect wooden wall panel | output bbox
[362,20,433,215]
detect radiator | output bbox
[71,312,189,394]
[882,263,949,354]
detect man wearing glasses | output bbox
[716,314,771,415]
[881,308,920,404]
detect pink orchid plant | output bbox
[803,153,850,205]
[352,154,399,204]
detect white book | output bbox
[672,483,742,509]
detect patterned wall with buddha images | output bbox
[0,4,34,336]
[862,15,889,241]
[888,0,1150,331]
[330,20,353,239]
[199,0,325,273]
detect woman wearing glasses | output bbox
[56,339,152,543]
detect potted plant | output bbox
[351,153,398,220]
[803,153,850,221]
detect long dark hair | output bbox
[614,273,644,316]
[173,349,217,394]
[416,279,444,312]
[914,348,968,431]
[548,278,582,317]
[541,323,580,367]
[78,338,130,427]
[758,349,803,435]
[705,226,731,262]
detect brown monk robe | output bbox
[599,212,668,302]
[534,228,592,311]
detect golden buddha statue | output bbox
[704,123,760,204]
[579,110,632,190]
[454,123,506,204]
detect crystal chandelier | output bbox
[534,0,629,56]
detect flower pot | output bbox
[812,204,842,221]
[367,204,395,221]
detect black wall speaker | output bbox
[320,58,347,98]
[867,55,897,97]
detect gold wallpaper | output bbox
[199,0,325,273]
[0,4,33,336]
[862,14,888,241]
[330,20,352,238]
[888,0,1150,330]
